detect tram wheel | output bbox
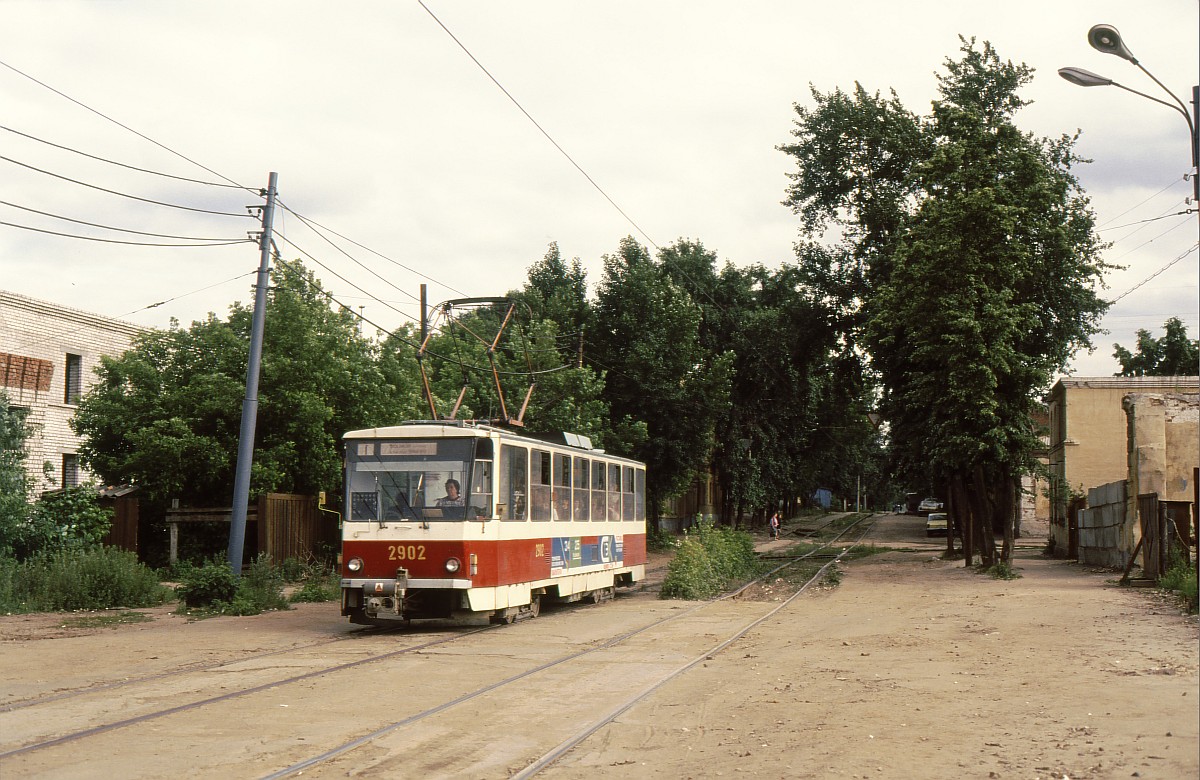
[525,595,541,619]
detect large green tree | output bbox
[589,237,733,521]
[72,260,414,515]
[1113,317,1199,376]
[782,39,1110,564]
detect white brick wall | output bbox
[0,290,145,494]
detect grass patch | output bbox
[62,611,154,629]
[975,561,1022,580]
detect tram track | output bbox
[0,516,874,779]
[264,515,875,779]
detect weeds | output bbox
[660,518,756,600]
[0,547,170,613]
[175,554,289,617]
[1158,551,1198,614]
[288,562,340,603]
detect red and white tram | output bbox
[340,421,647,625]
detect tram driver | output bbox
[436,478,465,507]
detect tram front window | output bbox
[346,438,475,521]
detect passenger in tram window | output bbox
[436,479,465,507]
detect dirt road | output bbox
[1,514,1196,779]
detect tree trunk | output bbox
[951,474,973,567]
[999,475,1016,564]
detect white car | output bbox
[917,497,941,514]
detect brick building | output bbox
[1,290,144,494]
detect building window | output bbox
[62,454,80,488]
[64,353,82,405]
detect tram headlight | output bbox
[347,557,364,573]
[444,557,461,574]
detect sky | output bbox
[1,1,1197,379]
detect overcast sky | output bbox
[2,1,1197,379]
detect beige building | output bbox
[1047,376,1199,555]
[1,290,144,494]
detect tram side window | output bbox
[622,466,635,521]
[531,449,551,522]
[573,457,589,521]
[470,439,493,519]
[552,453,571,521]
[499,445,528,521]
[635,468,646,522]
[607,463,622,521]
[591,459,607,521]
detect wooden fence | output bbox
[165,493,339,565]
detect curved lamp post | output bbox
[1059,23,1199,216]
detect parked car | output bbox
[926,512,949,537]
[917,497,941,515]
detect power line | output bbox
[0,219,251,247]
[1098,207,1195,233]
[0,56,252,192]
[0,199,250,241]
[270,255,572,379]
[1094,173,1190,228]
[1105,215,1195,263]
[279,201,468,299]
[416,0,658,251]
[0,123,246,189]
[0,154,253,218]
[1109,242,1199,304]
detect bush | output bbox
[175,558,239,608]
[660,517,757,600]
[0,546,170,613]
[175,554,289,616]
[1158,552,1198,614]
[288,562,340,603]
[1,486,113,562]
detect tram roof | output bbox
[342,421,644,465]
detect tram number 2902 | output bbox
[388,544,426,561]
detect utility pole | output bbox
[227,172,279,575]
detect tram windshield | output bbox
[346,437,492,522]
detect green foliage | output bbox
[174,557,238,608]
[1113,317,1199,377]
[782,39,1110,566]
[645,523,677,553]
[175,554,289,615]
[0,393,32,559]
[660,517,756,600]
[71,261,419,513]
[590,237,733,517]
[1158,552,1198,613]
[287,562,340,603]
[0,547,170,613]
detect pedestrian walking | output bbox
[769,512,780,541]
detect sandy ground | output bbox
[1,513,1196,780]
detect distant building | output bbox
[0,290,144,494]
[1046,375,1198,556]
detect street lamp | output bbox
[1060,22,1200,380]
[1059,24,1199,208]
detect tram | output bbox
[339,420,647,625]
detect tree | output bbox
[589,237,733,521]
[0,392,32,558]
[72,260,415,517]
[782,39,1110,565]
[1113,317,1199,376]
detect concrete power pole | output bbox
[227,172,279,575]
